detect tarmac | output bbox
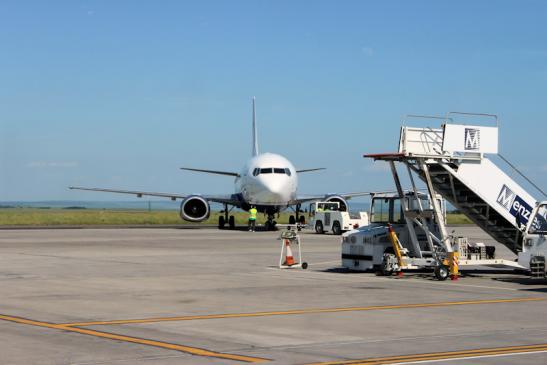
[0,225,546,364]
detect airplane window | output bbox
[285,168,291,176]
[260,168,273,174]
[274,168,285,174]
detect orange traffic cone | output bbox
[283,239,296,266]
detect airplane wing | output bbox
[296,168,326,173]
[69,186,186,200]
[68,186,241,206]
[180,167,240,177]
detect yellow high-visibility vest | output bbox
[249,208,257,220]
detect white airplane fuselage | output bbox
[236,152,297,211]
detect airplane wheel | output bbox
[434,265,449,281]
[302,262,308,270]
[218,216,225,229]
[315,221,324,234]
[299,216,306,224]
[332,221,342,235]
[228,215,235,229]
[289,215,296,225]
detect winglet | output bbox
[252,96,259,157]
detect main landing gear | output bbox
[264,214,277,231]
[218,204,235,230]
[289,204,305,227]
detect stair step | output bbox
[417,162,523,255]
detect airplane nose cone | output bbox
[260,176,292,203]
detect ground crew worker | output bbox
[248,205,257,232]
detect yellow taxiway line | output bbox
[1,297,543,364]
[305,343,547,365]
[0,313,268,363]
[59,297,542,327]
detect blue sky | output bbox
[1,1,546,201]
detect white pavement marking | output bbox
[388,350,547,365]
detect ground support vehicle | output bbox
[343,113,546,280]
[341,192,451,278]
[310,201,368,235]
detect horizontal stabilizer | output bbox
[296,168,326,173]
[180,167,240,177]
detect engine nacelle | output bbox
[326,195,349,212]
[179,195,210,222]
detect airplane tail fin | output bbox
[252,97,259,157]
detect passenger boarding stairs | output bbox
[395,117,539,254]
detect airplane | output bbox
[70,98,368,230]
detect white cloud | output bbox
[361,47,374,57]
[27,161,79,169]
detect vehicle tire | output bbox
[301,262,308,270]
[315,221,324,234]
[218,216,225,229]
[373,265,383,276]
[381,253,397,276]
[289,215,296,225]
[332,221,342,235]
[434,265,449,281]
[229,215,235,229]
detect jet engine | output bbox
[326,195,349,212]
[179,195,210,222]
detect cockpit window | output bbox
[254,167,291,176]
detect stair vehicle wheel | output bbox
[381,253,397,276]
[289,215,296,225]
[332,221,342,235]
[228,215,235,229]
[315,221,324,234]
[434,265,449,281]
[218,216,225,229]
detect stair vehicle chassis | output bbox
[341,192,446,274]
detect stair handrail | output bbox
[404,114,453,125]
[402,115,452,156]
[445,112,498,127]
[498,154,547,198]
